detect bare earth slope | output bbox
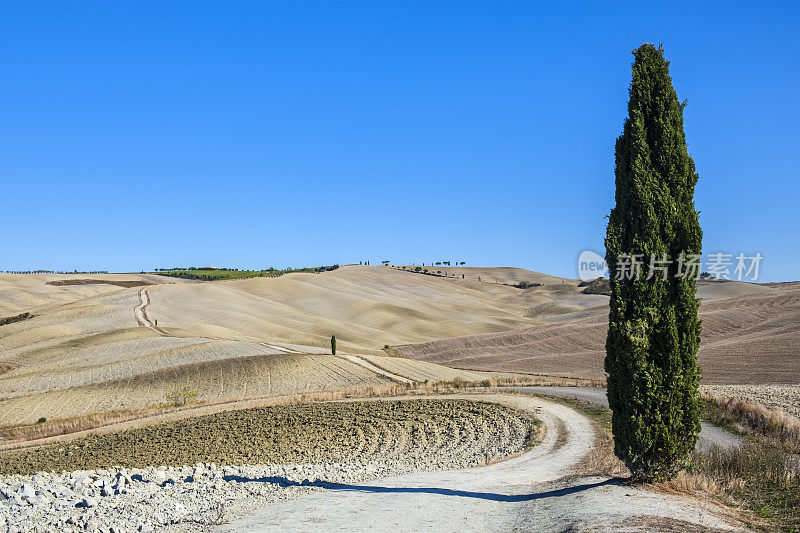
[1,267,550,424]
[144,265,561,351]
[396,285,800,385]
[0,273,188,316]
[2,267,796,426]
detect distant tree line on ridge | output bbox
[152,265,340,281]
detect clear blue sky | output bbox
[1,2,798,281]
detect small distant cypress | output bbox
[331,335,337,356]
[605,44,703,482]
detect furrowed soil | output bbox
[396,282,800,387]
[703,384,800,419]
[0,399,539,475]
[1,266,796,429]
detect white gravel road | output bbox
[134,289,156,331]
[219,394,743,532]
[511,386,744,452]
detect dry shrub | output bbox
[0,312,33,327]
[578,429,627,477]
[163,387,199,407]
[702,392,800,452]
[382,345,402,357]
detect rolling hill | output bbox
[1,266,796,426]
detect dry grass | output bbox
[701,392,800,453]
[662,443,800,531]
[357,353,593,386]
[0,383,417,445]
[703,384,800,420]
[1,405,177,443]
[525,390,799,530]
[658,398,800,531]
[0,350,389,424]
[577,425,627,478]
[532,393,627,477]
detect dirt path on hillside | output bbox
[220,394,743,532]
[134,288,414,384]
[133,288,156,330]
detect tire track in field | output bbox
[335,353,415,384]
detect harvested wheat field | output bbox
[144,265,547,349]
[1,266,797,427]
[0,267,560,426]
[0,267,793,532]
[703,384,800,418]
[0,353,393,424]
[0,273,186,316]
[396,280,800,386]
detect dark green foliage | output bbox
[0,312,33,327]
[153,265,339,281]
[331,335,337,356]
[604,44,703,482]
[578,277,611,296]
[513,281,541,289]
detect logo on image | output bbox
[578,250,608,282]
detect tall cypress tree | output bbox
[605,44,703,482]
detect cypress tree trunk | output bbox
[605,43,703,482]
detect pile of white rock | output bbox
[0,427,529,533]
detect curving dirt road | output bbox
[220,394,743,532]
[133,289,156,330]
[510,386,743,452]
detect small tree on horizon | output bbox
[605,43,702,482]
[330,335,337,355]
